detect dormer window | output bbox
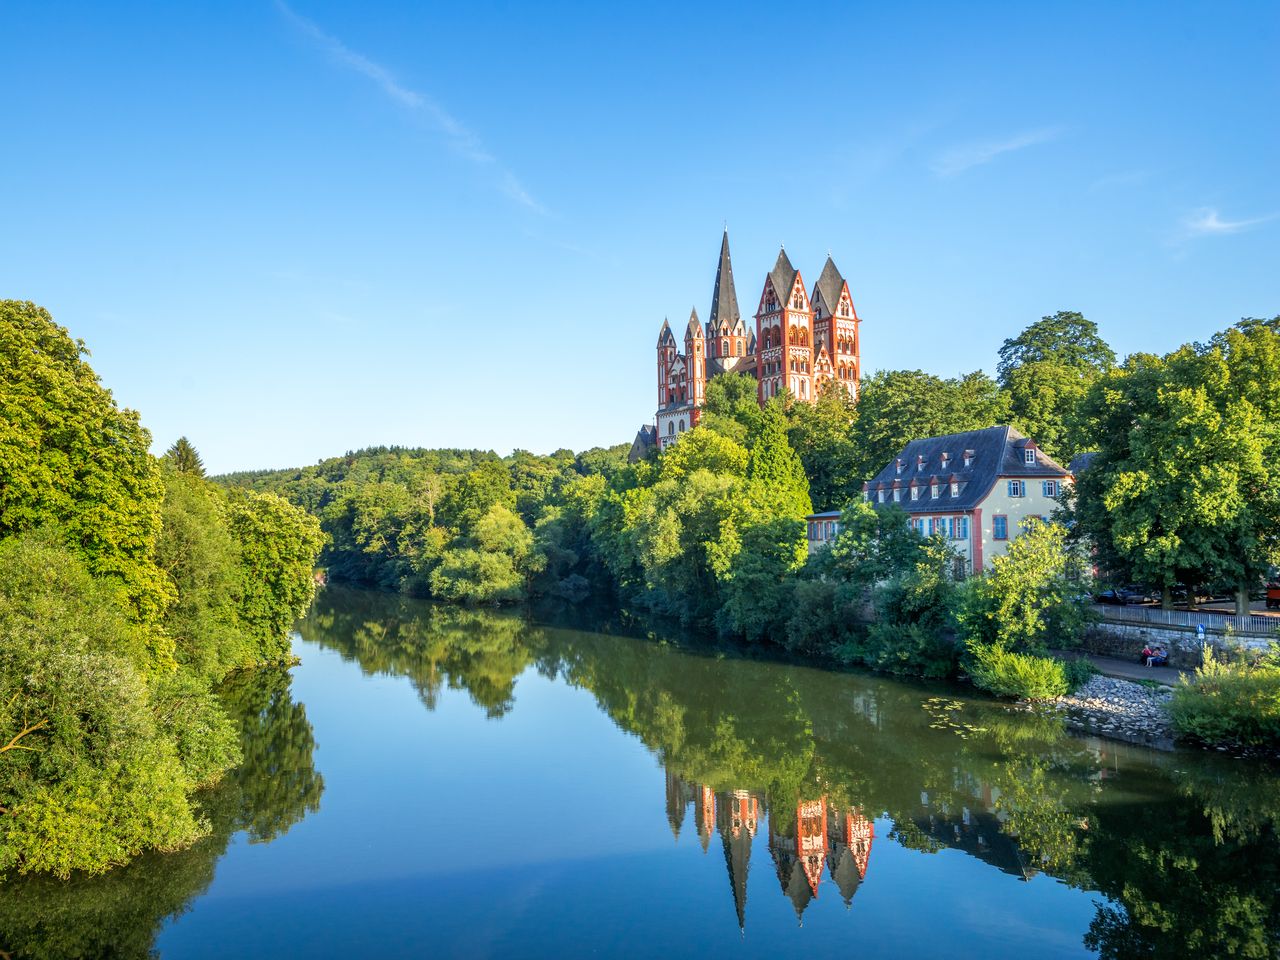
[917,455,926,471]
[911,486,919,501]
[893,487,901,502]
[950,481,959,497]
[1024,448,1036,465]
[895,459,904,474]
[930,483,940,498]
[941,453,950,470]
[963,451,974,468]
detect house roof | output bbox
[1068,451,1098,474]
[865,425,1070,514]
[708,229,741,330]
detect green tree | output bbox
[997,312,1115,461]
[787,380,860,511]
[0,300,172,624]
[746,402,812,519]
[700,372,763,445]
[163,437,206,478]
[0,533,219,878]
[224,490,324,662]
[848,369,1010,481]
[1073,331,1280,613]
[958,520,1086,652]
[717,518,807,643]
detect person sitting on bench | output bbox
[1146,646,1169,668]
[1139,644,1154,665]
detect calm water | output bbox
[3,587,1279,959]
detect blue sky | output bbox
[2,1,1276,474]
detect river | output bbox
[3,586,1278,959]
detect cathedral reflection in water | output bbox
[664,769,874,928]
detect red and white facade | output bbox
[649,231,862,453]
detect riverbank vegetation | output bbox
[221,310,1280,732]
[0,300,322,877]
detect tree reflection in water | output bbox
[0,668,323,960]
[301,588,1280,957]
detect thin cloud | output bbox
[1181,206,1277,237]
[277,1,544,213]
[931,126,1064,177]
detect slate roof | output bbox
[657,318,675,346]
[1068,451,1098,474]
[768,247,797,303]
[864,425,1070,514]
[812,256,845,316]
[685,308,702,338]
[708,230,741,330]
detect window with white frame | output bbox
[930,483,940,498]
[911,486,919,501]
[1008,480,1025,497]
[1024,448,1036,465]
[950,481,959,497]
[1042,480,1059,497]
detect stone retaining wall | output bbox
[1085,620,1270,669]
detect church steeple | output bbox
[709,229,741,331]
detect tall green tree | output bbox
[746,402,812,520]
[0,300,172,623]
[997,311,1116,461]
[163,437,206,478]
[1073,330,1280,613]
[848,369,1010,481]
[787,380,860,510]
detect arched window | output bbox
[722,339,729,354]
[789,327,798,345]
[668,421,675,436]
[799,328,808,347]
[678,419,686,432]
[737,341,744,356]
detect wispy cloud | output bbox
[276,1,544,213]
[931,126,1064,178]
[1181,206,1277,237]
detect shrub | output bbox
[1169,651,1280,747]
[851,623,960,679]
[968,643,1069,700]
[1062,657,1098,693]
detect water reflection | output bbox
[302,588,1280,958]
[0,668,322,960]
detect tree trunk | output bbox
[1186,582,1197,612]
[1236,585,1250,617]
[1161,584,1173,610]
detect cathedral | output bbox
[636,231,863,456]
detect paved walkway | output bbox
[1049,650,1187,685]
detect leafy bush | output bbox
[1062,657,1098,693]
[844,622,960,679]
[968,643,1069,700]
[1169,651,1280,747]
[0,534,221,877]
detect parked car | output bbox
[1266,583,1280,610]
[1094,586,1157,605]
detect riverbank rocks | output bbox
[1049,675,1174,747]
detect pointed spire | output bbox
[769,246,796,301]
[709,229,741,329]
[814,255,846,315]
[722,829,751,932]
[657,317,675,346]
[686,307,703,339]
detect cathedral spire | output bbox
[709,229,741,330]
